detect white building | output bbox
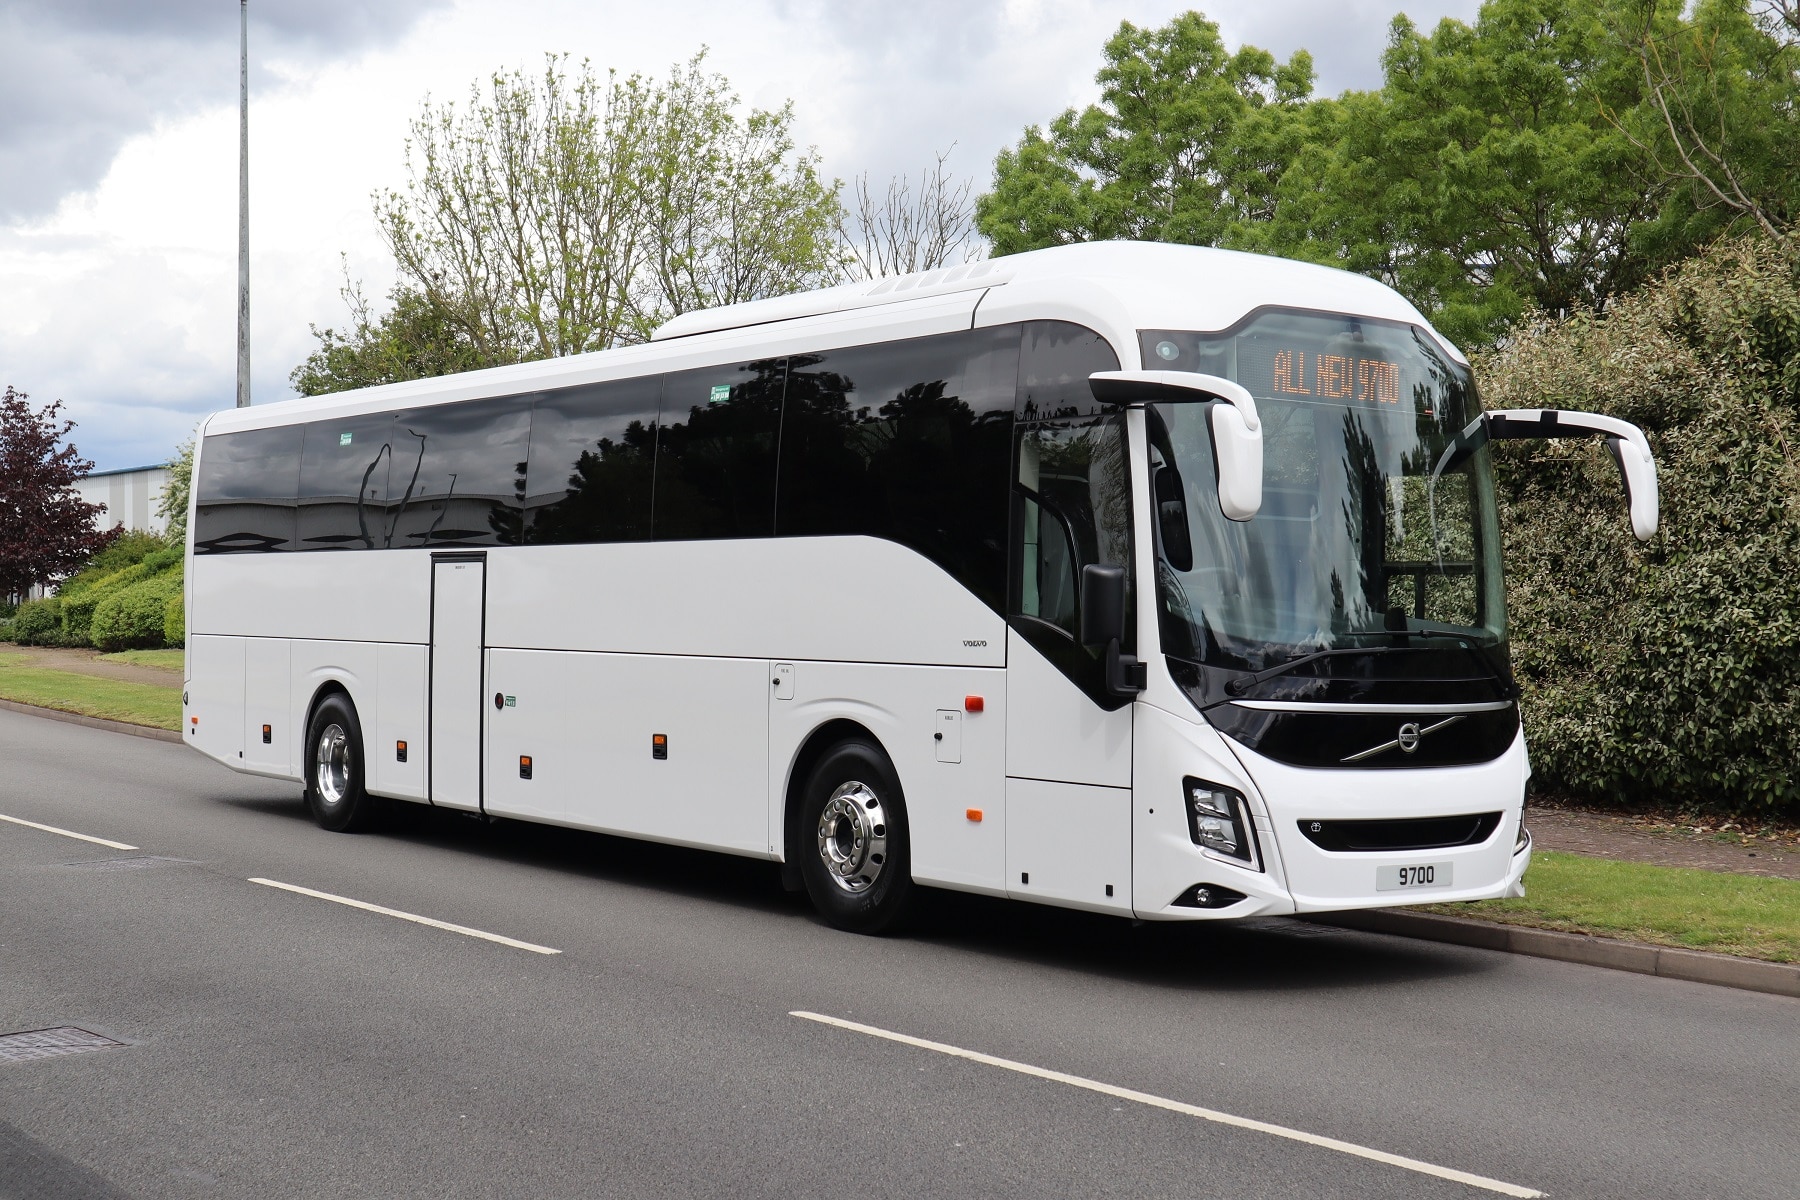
[76,464,171,536]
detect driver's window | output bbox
[1013,416,1133,643]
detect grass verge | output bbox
[1420,850,1800,964]
[98,649,184,672]
[0,652,180,731]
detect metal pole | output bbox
[236,0,251,407]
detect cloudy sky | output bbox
[0,0,1482,470]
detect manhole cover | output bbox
[61,856,193,872]
[0,1027,124,1064]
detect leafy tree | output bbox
[158,436,195,545]
[1610,0,1800,246]
[979,2,1796,346]
[977,13,1317,256]
[298,53,843,396]
[292,276,490,396]
[1338,0,1673,344]
[0,386,117,600]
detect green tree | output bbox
[157,436,195,545]
[291,277,489,396]
[1611,0,1800,247]
[297,53,843,396]
[1342,0,1673,344]
[980,3,1785,347]
[977,13,1317,257]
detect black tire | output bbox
[798,739,914,934]
[303,693,383,833]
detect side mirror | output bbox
[1154,466,1194,571]
[1090,370,1263,522]
[1481,409,1660,541]
[1079,562,1127,647]
[1079,563,1146,697]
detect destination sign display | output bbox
[1238,341,1415,410]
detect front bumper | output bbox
[1131,702,1531,919]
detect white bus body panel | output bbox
[242,637,292,779]
[1004,777,1133,914]
[373,642,428,800]
[485,649,769,852]
[484,539,1005,667]
[769,659,1008,891]
[190,551,428,644]
[1003,629,1131,789]
[187,634,244,762]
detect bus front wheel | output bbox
[799,740,914,934]
[304,693,383,833]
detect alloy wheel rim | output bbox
[816,781,887,895]
[315,723,352,806]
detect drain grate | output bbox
[0,1027,124,1064]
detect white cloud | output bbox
[0,0,1481,470]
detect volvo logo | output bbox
[1341,715,1465,763]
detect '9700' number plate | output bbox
[1377,862,1453,892]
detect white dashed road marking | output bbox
[249,878,561,955]
[791,1010,1543,1198]
[0,812,138,851]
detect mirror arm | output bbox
[1104,640,1147,696]
[1466,409,1660,542]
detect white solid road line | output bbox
[791,1011,1544,1199]
[0,812,139,851]
[248,878,561,955]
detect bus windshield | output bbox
[1141,310,1506,674]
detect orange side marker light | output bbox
[964,695,984,713]
[966,808,983,822]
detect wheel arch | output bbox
[781,718,898,888]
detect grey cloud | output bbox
[0,0,448,223]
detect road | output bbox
[1,707,1795,1199]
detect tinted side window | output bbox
[654,360,784,540]
[389,397,530,548]
[527,377,661,544]
[297,415,398,551]
[193,427,302,554]
[777,327,1020,610]
[1010,321,1133,707]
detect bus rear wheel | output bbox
[799,739,914,934]
[304,693,383,833]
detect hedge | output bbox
[1481,236,1800,821]
[91,569,183,652]
[10,598,62,645]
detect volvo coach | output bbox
[182,241,1657,932]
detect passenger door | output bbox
[1004,322,1135,913]
[429,552,486,812]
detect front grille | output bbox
[1298,812,1502,853]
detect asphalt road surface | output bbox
[2,707,1795,1199]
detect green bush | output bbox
[58,530,167,596]
[11,598,63,645]
[90,571,183,652]
[1481,236,1800,821]
[163,590,185,649]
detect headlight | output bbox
[1184,778,1261,871]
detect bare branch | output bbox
[838,147,983,281]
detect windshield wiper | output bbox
[1223,646,1401,695]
